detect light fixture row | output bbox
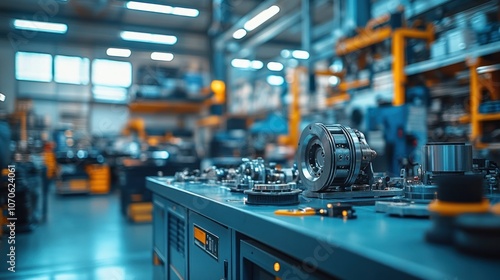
[12,19,178,46]
[11,1,197,39]
[106,48,174,61]
[126,1,199,17]
[230,59,287,71]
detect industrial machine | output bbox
[117,147,200,223]
[55,149,110,195]
[148,123,500,279]
[367,104,427,176]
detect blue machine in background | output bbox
[367,105,427,175]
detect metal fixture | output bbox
[244,182,301,205]
[296,123,377,197]
[422,143,473,184]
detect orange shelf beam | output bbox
[339,79,370,91]
[392,25,434,106]
[129,101,208,114]
[326,94,350,106]
[477,113,500,122]
[458,115,471,124]
[197,115,223,127]
[315,69,344,77]
[336,26,392,56]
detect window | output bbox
[15,52,52,82]
[91,59,132,87]
[92,86,128,102]
[54,55,90,85]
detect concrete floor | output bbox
[0,188,153,279]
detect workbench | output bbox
[147,177,500,279]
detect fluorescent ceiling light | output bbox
[106,48,131,58]
[292,50,309,59]
[126,1,199,17]
[120,31,177,45]
[267,62,283,71]
[231,59,251,68]
[244,5,280,31]
[233,29,247,40]
[172,7,199,17]
[251,60,263,69]
[13,19,67,34]
[151,52,174,61]
[267,75,284,86]
[231,59,263,69]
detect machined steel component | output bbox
[253,182,296,192]
[375,201,430,217]
[266,164,299,185]
[232,158,266,191]
[404,184,438,202]
[244,182,301,205]
[422,143,473,184]
[423,143,472,173]
[297,123,377,193]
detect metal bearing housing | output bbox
[297,123,376,192]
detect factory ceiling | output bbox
[0,0,334,60]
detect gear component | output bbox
[231,158,266,191]
[297,123,377,194]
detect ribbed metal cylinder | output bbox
[422,143,472,173]
[297,123,376,192]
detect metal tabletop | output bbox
[147,177,500,280]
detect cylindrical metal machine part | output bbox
[422,143,472,173]
[404,185,438,202]
[297,123,376,192]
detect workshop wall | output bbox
[0,38,209,137]
[0,39,16,114]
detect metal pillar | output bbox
[211,0,231,81]
[301,0,312,63]
[302,0,313,94]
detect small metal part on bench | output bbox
[244,182,301,205]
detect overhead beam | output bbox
[313,19,334,39]
[311,36,335,62]
[302,0,312,70]
[0,11,207,36]
[0,14,209,56]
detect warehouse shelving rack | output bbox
[405,41,500,149]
